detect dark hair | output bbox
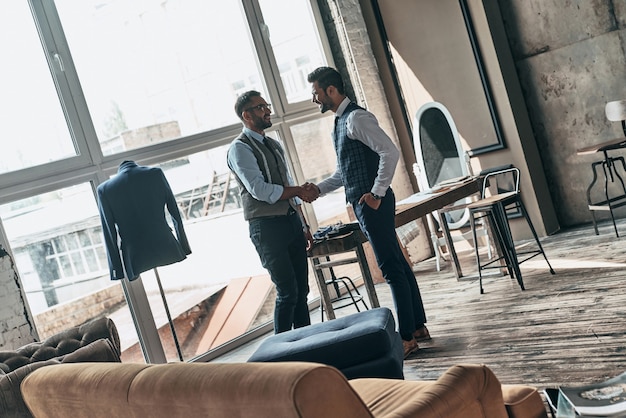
[307,67,345,95]
[234,90,262,120]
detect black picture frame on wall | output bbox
[459,0,506,156]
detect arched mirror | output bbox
[413,102,469,229]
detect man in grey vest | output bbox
[227,90,316,334]
[307,67,430,358]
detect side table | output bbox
[307,230,380,321]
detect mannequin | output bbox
[97,160,191,281]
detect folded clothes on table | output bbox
[313,221,361,241]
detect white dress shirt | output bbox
[317,97,399,198]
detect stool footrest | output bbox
[329,295,365,310]
[313,257,359,269]
[588,195,626,210]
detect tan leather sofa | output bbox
[21,361,547,418]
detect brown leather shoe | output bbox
[413,326,431,342]
[402,338,419,359]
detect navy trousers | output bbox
[353,189,427,341]
[249,211,311,333]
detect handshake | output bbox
[298,182,320,203]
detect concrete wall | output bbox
[497,0,626,227]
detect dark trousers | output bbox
[353,189,427,341]
[249,212,311,333]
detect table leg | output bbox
[311,257,335,320]
[354,242,380,308]
[439,210,463,279]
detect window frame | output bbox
[1,0,335,361]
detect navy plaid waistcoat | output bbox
[334,102,380,204]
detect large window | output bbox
[0,0,336,361]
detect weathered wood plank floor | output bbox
[402,219,626,392]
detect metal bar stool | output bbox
[319,258,369,321]
[467,166,555,293]
[468,193,522,294]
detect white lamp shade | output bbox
[605,100,626,121]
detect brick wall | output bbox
[33,284,126,340]
[0,249,37,350]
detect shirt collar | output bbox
[242,127,264,143]
[335,97,351,117]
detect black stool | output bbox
[319,257,369,321]
[468,167,555,293]
[468,193,522,294]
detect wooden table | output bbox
[307,230,380,320]
[395,176,483,278]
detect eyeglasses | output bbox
[245,103,272,112]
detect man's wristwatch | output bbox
[371,193,383,200]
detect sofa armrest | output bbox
[501,385,548,418]
[351,364,510,418]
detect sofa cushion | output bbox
[1,338,120,418]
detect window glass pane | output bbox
[84,249,99,272]
[54,0,265,155]
[290,117,350,225]
[0,2,76,174]
[259,0,327,103]
[78,230,91,247]
[66,233,79,250]
[0,183,140,362]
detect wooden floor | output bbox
[403,218,626,391]
[218,218,626,394]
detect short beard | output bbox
[255,117,272,131]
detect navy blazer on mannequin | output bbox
[97,160,192,280]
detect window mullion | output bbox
[35,0,103,167]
